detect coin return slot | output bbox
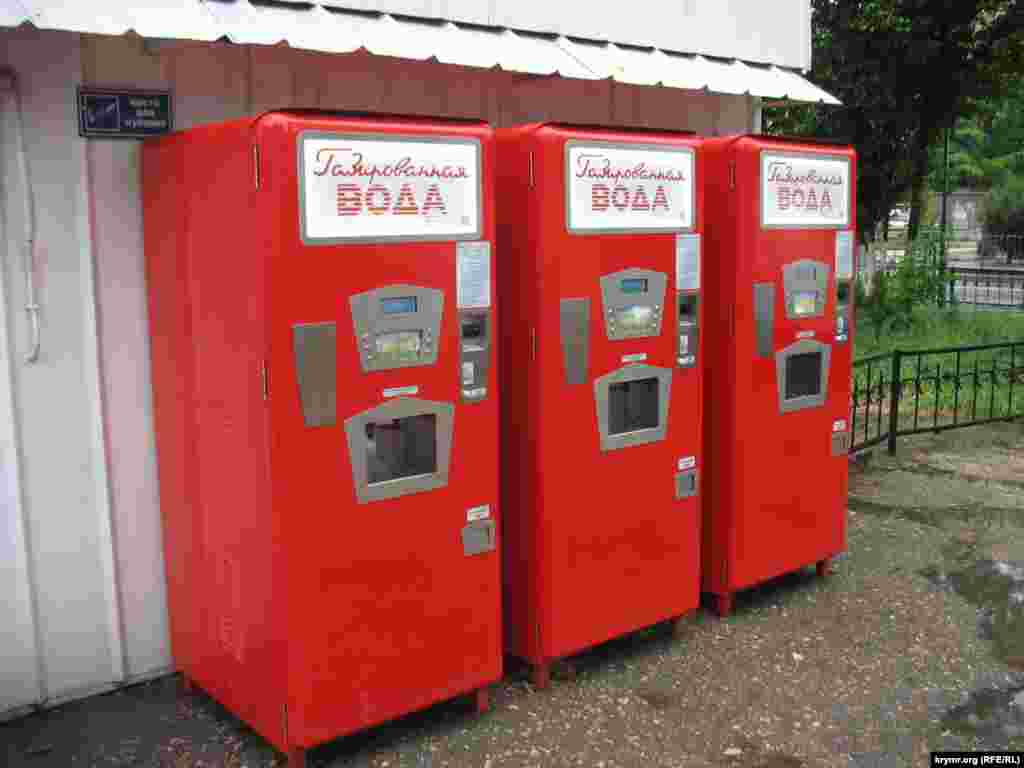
[837,281,850,304]
[785,352,823,400]
[461,315,486,350]
[365,414,437,485]
[608,377,659,436]
[679,295,697,320]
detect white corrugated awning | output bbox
[0,0,841,105]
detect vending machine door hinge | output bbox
[529,151,535,189]
[530,327,536,361]
[728,160,736,190]
[253,144,261,189]
[281,703,288,745]
[260,360,269,401]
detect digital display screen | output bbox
[375,331,423,362]
[614,305,654,330]
[792,291,819,317]
[620,278,648,294]
[380,296,417,315]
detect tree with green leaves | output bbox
[766,0,1024,243]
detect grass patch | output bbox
[855,305,1024,357]
[851,307,1024,439]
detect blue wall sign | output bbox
[77,87,173,139]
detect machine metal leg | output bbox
[474,687,490,715]
[816,559,831,578]
[287,747,306,768]
[552,659,577,682]
[712,593,734,618]
[530,661,551,690]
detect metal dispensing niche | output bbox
[343,396,455,504]
[775,338,832,414]
[592,364,673,452]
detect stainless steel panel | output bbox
[775,338,831,414]
[461,519,497,556]
[292,322,337,428]
[349,284,443,373]
[599,268,668,340]
[675,468,699,500]
[753,283,775,359]
[835,277,851,344]
[593,363,673,452]
[677,291,699,368]
[459,309,491,403]
[559,298,590,386]
[782,259,829,320]
[343,397,454,504]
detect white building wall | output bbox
[0,29,124,715]
[0,27,757,718]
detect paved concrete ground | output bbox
[2,421,1023,768]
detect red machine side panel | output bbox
[699,137,739,594]
[259,114,502,747]
[144,121,286,750]
[143,137,202,678]
[496,124,544,664]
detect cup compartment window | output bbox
[608,377,660,435]
[784,352,823,400]
[365,414,437,485]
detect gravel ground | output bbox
[3,421,1023,768]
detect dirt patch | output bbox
[4,422,1024,768]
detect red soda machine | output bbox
[496,124,704,687]
[143,112,501,766]
[701,135,857,617]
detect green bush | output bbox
[856,227,949,340]
[983,174,1024,237]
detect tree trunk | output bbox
[907,129,931,242]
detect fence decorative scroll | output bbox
[850,340,1024,454]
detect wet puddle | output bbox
[940,686,1024,743]
[921,540,1024,669]
[923,551,1024,741]
[848,497,1018,530]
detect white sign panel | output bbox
[467,504,491,522]
[676,234,701,291]
[566,143,694,232]
[456,241,491,309]
[300,133,481,243]
[761,152,850,228]
[835,230,854,279]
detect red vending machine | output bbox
[702,135,857,617]
[144,112,501,766]
[496,124,704,687]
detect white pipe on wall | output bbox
[0,68,41,364]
